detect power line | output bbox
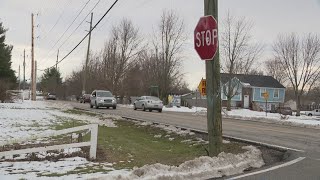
[39,0,73,42]
[40,0,92,64]
[38,0,101,68]
[40,0,119,71]
[58,0,101,50]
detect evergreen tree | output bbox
[40,67,62,94]
[0,22,16,83]
[0,22,16,102]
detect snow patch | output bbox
[94,146,264,180]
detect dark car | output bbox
[79,94,91,103]
[277,107,292,116]
[46,93,56,100]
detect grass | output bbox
[63,109,99,117]
[96,120,245,169]
[38,108,246,176]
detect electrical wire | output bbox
[58,0,101,50]
[39,0,73,42]
[38,0,101,68]
[39,0,119,71]
[40,0,92,64]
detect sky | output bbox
[1,0,320,89]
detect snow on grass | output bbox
[226,109,320,128]
[0,101,117,146]
[0,101,266,179]
[93,146,264,180]
[163,106,207,113]
[161,105,320,128]
[0,157,114,180]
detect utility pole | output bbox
[35,60,37,94]
[23,49,26,91]
[204,0,222,156]
[82,12,93,95]
[56,49,59,70]
[31,13,36,101]
[18,65,21,91]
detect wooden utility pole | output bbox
[35,60,37,92]
[18,65,21,91]
[23,49,26,90]
[56,49,59,70]
[82,13,93,95]
[204,0,222,156]
[31,13,36,101]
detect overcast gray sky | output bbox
[1,0,320,89]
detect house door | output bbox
[244,95,249,108]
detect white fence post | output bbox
[89,124,98,159]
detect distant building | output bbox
[182,74,286,111]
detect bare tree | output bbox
[220,13,263,111]
[273,33,320,116]
[101,18,142,96]
[265,58,287,84]
[151,10,186,101]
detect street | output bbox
[63,101,320,179]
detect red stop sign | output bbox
[194,16,218,60]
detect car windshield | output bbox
[146,96,160,101]
[97,91,113,97]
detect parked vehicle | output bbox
[276,106,292,116]
[79,94,91,103]
[90,90,117,109]
[305,109,320,116]
[133,96,163,112]
[46,93,56,100]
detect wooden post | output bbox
[83,13,93,95]
[204,0,222,156]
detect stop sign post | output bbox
[194,1,222,157]
[194,15,218,60]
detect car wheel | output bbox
[308,113,312,116]
[133,104,137,110]
[113,106,116,109]
[149,109,152,112]
[158,109,162,113]
[106,107,110,109]
[90,103,93,108]
[95,102,99,109]
[142,105,146,111]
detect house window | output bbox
[274,89,279,98]
[260,88,267,98]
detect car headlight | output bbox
[112,99,116,103]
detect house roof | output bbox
[221,73,285,88]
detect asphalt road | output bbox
[59,101,320,179]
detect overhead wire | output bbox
[39,0,120,71]
[58,0,101,51]
[39,0,92,66]
[38,0,73,43]
[38,0,101,68]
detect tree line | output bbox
[39,11,320,116]
[44,10,190,103]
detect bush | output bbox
[0,80,14,103]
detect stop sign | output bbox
[194,16,218,60]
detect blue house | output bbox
[220,73,285,110]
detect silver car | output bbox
[133,96,163,112]
[90,90,117,109]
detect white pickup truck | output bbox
[305,109,320,116]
